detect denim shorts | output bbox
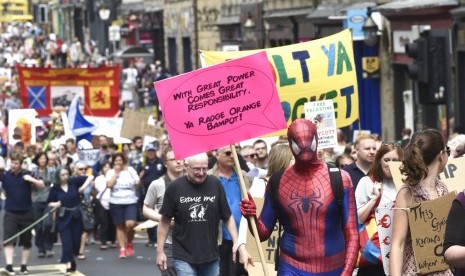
[173,259,219,276]
[109,203,138,224]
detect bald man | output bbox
[156,153,252,276]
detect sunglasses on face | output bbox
[243,154,258,159]
[223,151,232,157]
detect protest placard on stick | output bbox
[155,51,289,275]
[155,51,287,160]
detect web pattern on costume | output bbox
[254,119,359,275]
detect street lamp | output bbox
[363,8,379,47]
[244,13,255,28]
[98,6,110,21]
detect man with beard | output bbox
[157,153,252,275]
[128,136,144,168]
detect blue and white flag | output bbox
[67,97,97,143]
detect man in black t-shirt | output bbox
[156,153,252,275]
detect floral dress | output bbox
[400,180,453,276]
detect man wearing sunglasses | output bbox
[240,146,258,171]
[209,146,252,276]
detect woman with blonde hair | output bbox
[237,144,294,245]
[390,129,453,276]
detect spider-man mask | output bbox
[287,119,318,164]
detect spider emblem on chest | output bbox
[288,186,323,214]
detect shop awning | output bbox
[119,0,145,14]
[307,2,375,21]
[144,2,163,13]
[216,15,241,26]
[113,46,153,59]
[263,7,313,19]
[377,0,458,12]
[307,3,347,21]
[451,6,465,18]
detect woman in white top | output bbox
[238,144,294,244]
[355,142,404,276]
[106,153,140,259]
[94,161,115,249]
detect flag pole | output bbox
[230,145,270,276]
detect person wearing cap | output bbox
[137,142,166,247]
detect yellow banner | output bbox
[201,30,359,131]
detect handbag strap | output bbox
[369,175,382,214]
[97,186,108,201]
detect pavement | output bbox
[0,209,162,276]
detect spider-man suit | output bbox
[241,119,359,275]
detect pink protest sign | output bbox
[154,51,287,159]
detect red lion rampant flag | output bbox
[17,65,121,117]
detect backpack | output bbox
[268,163,344,271]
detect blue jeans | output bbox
[173,259,219,276]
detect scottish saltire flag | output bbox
[27,86,46,109]
[67,97,97,143]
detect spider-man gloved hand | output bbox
[240,192,257,217]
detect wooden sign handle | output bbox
[231,145,270,276]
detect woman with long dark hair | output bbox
[47,166,94,274]
[106,153,140,259]
[390,129,453,276]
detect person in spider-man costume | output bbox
[240,119,359,275]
